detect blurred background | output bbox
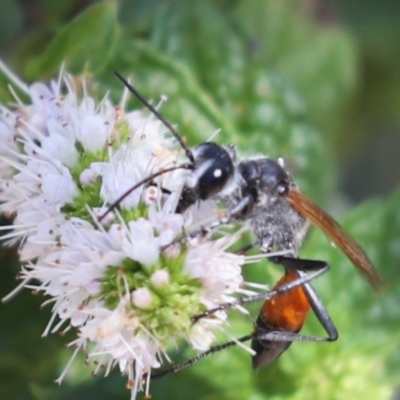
[0,0,399,399]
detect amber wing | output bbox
[287,188,384,292]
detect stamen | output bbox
[55,345,82,384]
[206,128,222,143]
[0,59,29,93]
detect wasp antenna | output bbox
[98,164,192,222]
[114,71,195,164]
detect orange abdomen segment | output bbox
[261,270,310,333]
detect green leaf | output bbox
[232,0,359,140]
[24,1,119,79]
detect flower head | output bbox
[0,62,246,399]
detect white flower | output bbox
[0,62,248,400]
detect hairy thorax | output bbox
[249,194,308,256]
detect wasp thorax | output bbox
[238,158,290,200]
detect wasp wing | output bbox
[287,188,384,293]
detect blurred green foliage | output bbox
[0,1,399,400]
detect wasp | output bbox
[104,73,383,373]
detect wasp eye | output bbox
[277,183,288,195]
